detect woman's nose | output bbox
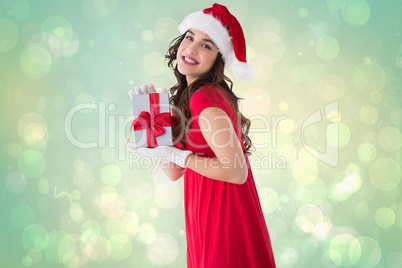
[186,43,197,55]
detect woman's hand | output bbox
[128,83,167,98]
[127,145,192,168]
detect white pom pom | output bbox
[232,62,255,81]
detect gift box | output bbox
[128,92,174,148]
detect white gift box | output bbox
[130,92,173,148]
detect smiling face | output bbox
[176,29,219,85]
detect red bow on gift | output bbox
[128,93,173,148]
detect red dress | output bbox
[175,85,276,268]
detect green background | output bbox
[1,0,401,267]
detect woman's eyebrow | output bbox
[187,30,216,47]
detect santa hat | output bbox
[179,3,255,81]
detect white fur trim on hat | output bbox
[232,62,255,81]
[179,11,235,68]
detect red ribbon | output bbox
[128,93,172,148]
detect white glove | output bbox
[127,145,192,168]
[128,83,167,98]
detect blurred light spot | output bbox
[296,204,323,233]
[75,93,95,114]
[58,234,89,267]
[326,0,346,10]
[103,219,128,237]
[280,248,298,265]
[312,216,333,241]
[359,105,378,125]
[322,249,341,266]
[146,233,179,265]
[11,204,36,230]
[73,168,94,190]
[42,230,67,262]
[141,29,154,43]
[10,0,32,20]
[27,249,42,264]
[258,187,279,213]
[7,143,22,158]
[20,45,52,79]
[278,102,288,112]
[290,178,327,205]
[251,54,273,83]
[109,234,132,260]
[242,88,270,116]
[81,220,100,240]
[101,186,117,201]
[38,177,49,195]
[87,236,111,261]
[101,164,121,186]
[69,202,85,223]
[22,224,49,250]
[81,0,118,20]
[136,183,153,200]
[350,236,381,267]
[251,32,284,63]
[138,223,156,244]
[5,171,27,193]
[318,74,345,101]
[42,16,71,33]
[298,8,309,19]
[149,208,158,218]
[55,27,79,57]
[377,127,402,152]
[375,207,395,228]
[369,91,382,104]
[330,172,362,201]
[252,16,283,36]
[292,159,318,184]
[0,18,19,52]
[316,36,339,60]
[143,52,165,75]
[22,256,32,267]
[342,0,371,27]
[155,17,178,42]
[369,158,401,191]
[353,62,385,93]
[71,190,81,200]
[328,122,350,148]
[99,191,125,219]
[309,5,340,35]
[154,186,180,209]
[28,33,60,62]
[18,112,48,147]
[18,150,46,178]
[357,143,376,162]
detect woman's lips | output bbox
[182,55,199,66]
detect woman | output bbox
[128,4,276,267]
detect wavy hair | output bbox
[165,32,253,154]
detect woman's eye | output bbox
[185,36,192,41]
[202,44,211,50]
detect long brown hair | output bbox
[165,32,253,154]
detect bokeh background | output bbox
[1,0,401,267]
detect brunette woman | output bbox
[128,4,276,267]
